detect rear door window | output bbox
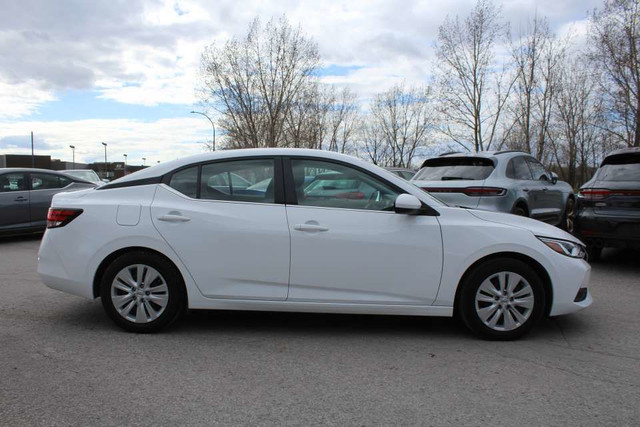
[596,155,640,181]
[507,156,533,180]
[31,173,67,190]
[414,157,494,181]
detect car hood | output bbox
[465,208,583,245]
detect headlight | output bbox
[537,236,586,259]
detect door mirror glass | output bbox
[394,194,422,214]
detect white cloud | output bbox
[0,80,56,119]
[0,117,214,164]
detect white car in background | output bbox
[38,149,592,340]
[61,169,105,186]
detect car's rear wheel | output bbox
[458,258,546,340]
[562,197,575,232]
[511,204,528,217]
[100,251,185,333]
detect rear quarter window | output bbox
[414,157,494,181]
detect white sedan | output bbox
[38,149,592,340]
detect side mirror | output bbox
[394,194,422,214]
[550,172,558,184]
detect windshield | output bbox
[65,170,100,182]
[597,155,640,181]
[413,157,494,181]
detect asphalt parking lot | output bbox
[1,235,639,426]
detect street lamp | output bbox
[190,110,215,151]
[142,157,146,166]
[123,154,127,175]
[69,145,75,168]
[101,142,107,179]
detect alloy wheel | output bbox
[474,271,534,332]
[110,264,169,323]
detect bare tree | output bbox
[369,83,436,167]
[506,16,566,161]
[548,57,603,187]
[435,0,514,152]
[199,17,320,148]
[326,88,359,154]
[589,0,640,147]
[360,122,391,166]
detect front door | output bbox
[0,172,30,232]
[151,157,290,300]
[525,157,562,223]
[285,158,443,305]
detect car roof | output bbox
[437,150,529,159]
[0,167,69,175]
[604,147,640,158]
[109,148,381,185]
[62,169,96,173]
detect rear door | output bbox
[151,157,291,300]
[28,172,74,228]
[0,172,30,232]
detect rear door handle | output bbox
[294,223,329,232]
[522,188,530,192]
[542,187,548,192]
[157,214,191,223]
[14,196,28,202]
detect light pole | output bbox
[123,154,127,175]
[142,157,146,166]
[101,142,107,179]
[69,145,75,168]
[190,110,215,151]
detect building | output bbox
[1,154,147,180]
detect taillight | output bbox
[422,187,506,197]
[463,187,506,197]
[47,208,83,229]
[578,188,611,200]
[578,188,640,200]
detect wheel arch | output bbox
[93,246,186,299]
[511,198,529,215]
[452,251,553,317]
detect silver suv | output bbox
[411,151,575,230]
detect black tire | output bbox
[586,246,602,263]
[561,197,575,232]
[511,204,528,217]
[458,258,546,341]
[100,251,186,333]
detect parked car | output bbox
[574,147,640,260]
[385,167,416,180]
[61,169,104,186]
[38,149,591,340]
[0,168,96,236]
[411,151,576,230]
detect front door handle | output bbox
[542,187,548,192]
[294,223,329,232]
[157,214,191,223]
[522,188,530,192]
[14,196,28,202]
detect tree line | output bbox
[198,0,640,187]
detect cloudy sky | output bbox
[0,0,601,165]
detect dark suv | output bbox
[574,147,640,260]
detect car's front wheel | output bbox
[458,258,546,340]
[100,251,186,333]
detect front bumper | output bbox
[548,257,592,317]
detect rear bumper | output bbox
[574,208,640,249]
